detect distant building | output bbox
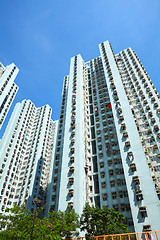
[47,41,160,232]
[0,99,58,212]
[0,62,19,130]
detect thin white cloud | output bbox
[32,32,52,52]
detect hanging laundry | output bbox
[108,103,111,108]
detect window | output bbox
[100,172,105,178]
[112,192,117,199]
[110,180,115,187]
[52,195,55,201]
[101,182,106,188]
[99,162,104,168]
[102,193,107,201]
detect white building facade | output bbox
[0,99,58,212]
[0,62,19,130]
[0,41,160,233]
[47,41,160,232]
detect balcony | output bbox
[151,118,155,124]
[157,108,160,115]
[68,189,74,197]
[69,177,74,185]
[114,96,119,101]
[125,141,130,147]
[123,132,128,138]
[68,202,73,207]
[69,166,74,172]
[148,111,153,117]
[111,84,116,90]
[154,102,158,108]
[146,87,150,92]
[121,123,126,130]
[146,105,150,111]
[71,139,75,144]
[139,206,147,218]
[70,148,75,154]
[117,107,122,114]
[71,123,75,129]
[109,169,114,176]
[119,115,124,121]
[153,144,158,151]
[72,106,76,111]
[143,225,151,232]
[130,163,136,171]
[132,176,139,184]
[136,190,143,201]
[154,125,159,132]
[141,94,145,99]
[70,157,74,163]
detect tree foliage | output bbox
[0,203,129,239]
[0,205,79,240]
[80,203,129,239]
[48,207,79,239]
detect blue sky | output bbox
[0,0,160,135]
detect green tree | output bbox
[80,203,129,239]
[48,206,79,239]
[0,205,79,240]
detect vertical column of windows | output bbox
[89,53,132,218]
[0,65,17,95]
[0,83,18,126]
[0,100,34,211]
[89,60,100,207]
[99,43,134,225]
[83,63,91,203]
[116,50,160,201]
[49,76,68,212]
[67,56,77,209]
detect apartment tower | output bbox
[0,99,58,212]
[0,62,19,130]
[47,41,160,232]
[0,41,160,233]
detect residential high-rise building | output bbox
[0,62,19,130]
[0,99,58,213]
[1,41,160,234]
[47,41,160,232]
